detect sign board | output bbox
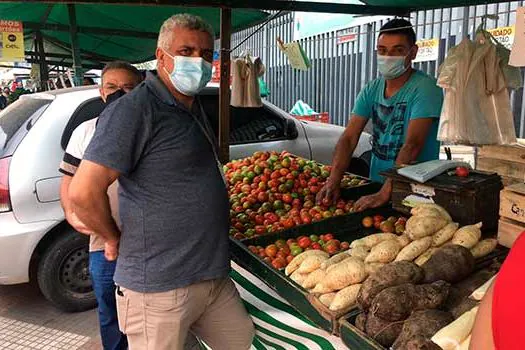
[487,25,515,50]
[336,27,358,45]
[0,20,24,62]
[414,38,440,62]
[510,7,525,67]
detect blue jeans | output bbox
[89,251,128,350]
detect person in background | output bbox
[83,77,96,86]
[317,18,443,211]
[60,61,143,350]
[470,232,525,350]
[68,14,255,350]
[0,88,7,110]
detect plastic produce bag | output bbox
[437,32,517,146]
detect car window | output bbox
[60,97,105,150]
[0,98,51,157]
[199,95,286,145]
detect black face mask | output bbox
[104,89,126,106]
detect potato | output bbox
[414,248,438,266]
[355,312,367,332]
[392,310,454,350]
[395,237,433,262]
[470,238,498,258]
[370,281,450,322]
[319,292,337,307]
[451,222,482,249]
[320,252,350,270]
[357,261,424,311]
[431,307,478,350]
[365,239,402,263]
[330,284,362,311]
[350,233,398,249]
[406,216,449,240]
[365,262,385,276]
[290,270,309,285]
[285,250,329,276]
[397,233,412,248]
[324,257,367,290]
[423,245,475,284]
[411,203,453,222]
[432,222,459,247]
[405,337,443,350]
[311,281,335,294]
[365,312,404,348]
[350,245,371,260]
[302,269,327,290]
[297,255,329,274]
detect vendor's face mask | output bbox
[377,55,409,80]
[104,89,126,105]
[163,50,212,96]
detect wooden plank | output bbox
[498,217,525,248]
[478,145,525,164]
[218,8,231,163]
[506,183,525,196]
[500,189,525,224]
[477,156,525,180]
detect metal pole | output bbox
[219,8,232,163]
[67,4,83,86]
[35,30,49,91]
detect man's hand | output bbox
[66,211,93,235]
[104,239,119,261]
[353,191,390,212]
[316,178,341,205]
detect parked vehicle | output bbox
[0,85,372,312]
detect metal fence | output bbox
[229,2,525,137]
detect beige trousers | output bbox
[116,278,255,350]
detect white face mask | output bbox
[377,55,409,80]
[163,51,212,96]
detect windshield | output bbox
[0,97,51,157]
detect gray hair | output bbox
[157,14,215,50]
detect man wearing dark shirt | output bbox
[68,14,254,350]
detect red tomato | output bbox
[283,194,293,204]
[292,199,302,208]
[255,225,266,235]
[456,166,470,177]
[309,186,320,194]
[265,244,278,258]
[298,237,312,249]
[272,257,287,269]
[311,242,322,250]
[282,218,295,229]
[286,238,297,246]
[279,168,290,176]
[271,171,281,180]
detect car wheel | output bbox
[37,230,96,312]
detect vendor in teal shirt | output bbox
[317,18,443,212]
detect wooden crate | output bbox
[500,183,525,224]
[477,145,525,186]
[498,217,525,248]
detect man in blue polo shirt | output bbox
[318,18,443,211]
[68,14,254,350]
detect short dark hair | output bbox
[101,61,142,84]
[379,19,416,46]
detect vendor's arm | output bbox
[316,115,368,204]
[60,175,92,235]
[470,281,495,350]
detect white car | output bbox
[0,85,372,311]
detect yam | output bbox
[422,245,475,284]
[395,237,433,262]
[444,267,498,313]
[371,281,450,322]
[431,306,478,350]
[406,216,448,240]
[471,275,496,301]
[302,269,327,290]
[285,250,329,276]
[411,203,453,222]
[365,239,402,263]
[311,281,335,294]
[320,252,350,270]
[432,222,459,247]
[470,238,498,258]
[450,298,479,319]
[451,223,482,249]
[414,248,438,266]
[329,284,362,311]
[324,257,368,290]
[357,261,424,311]
[350,245,371,261]
[297,255,329,274]
[365,312,404,348]
[405,337,443,350]
[355,312,367,332]
[365,262,386,276]
[319,292,337,307]
[392,310,454,350]
[350,233,398,249]
[397,234,412,248]
[290,270,309,285]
